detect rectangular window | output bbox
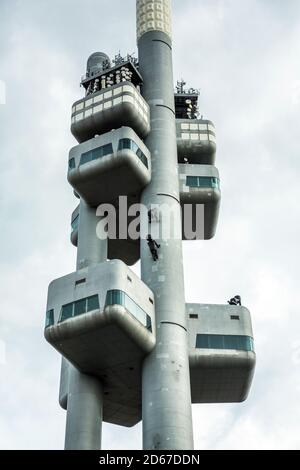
[230,315,240,320]
[211,177,220,189]
[85,98,93,108]
[136,148,144,161]
[45,309,54,329]
[125,294,146,326]
[84,109,93,118]
[146,315,152,332]
[209,335,224,349]
[186,176,199,188]
[199,124,208,131]
[113,87,122,96]
[140,152,148,168]
[93,104,103,113]
[123,95,134,104]
[80,151,92,165]
[87,295,100,312]
[102,143,113,156]
[68,158,76,170]
[186,176,220,190]
[104,91,112,99]
[209,134,216,143]
[191,133,199,141]
[117,139,148,168]
[181,123,189,130]
[113,97,122,106]
[196,334,254,352]
[196,334,209,349]
[181,133,190,140]
[94,94,103,103]
[71,214,79,231]
[75,278,86,286]
[75,112,84,122]
[75,102,84,111]
[60,303,73,323]
[105,290,150,330]
[199,133,209,141]
[118,139,131,151]
[189,314,198,319]
[74,298,86,317]
[80,144,113,166]
[190,123,198,130]
[59,295,99,324]
[92,147,104,160]
[132,141,139,153]
[106,289,124,306]
[104,101,112,109]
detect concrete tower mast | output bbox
[45,0,256,451]
[137,1,193,449]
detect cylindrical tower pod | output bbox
[137,0,194,450]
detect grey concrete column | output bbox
[63,198,107,450]
[76,199,108,268]
[64,365,103,450]
[137,0,194,450]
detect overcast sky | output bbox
[0,0,300,450]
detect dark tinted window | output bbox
[196,334,254,352]
[45,309,54,328]
[71,214,79,231]
[118,139,148,168]
[105,289,152,331]
[186,176,220,189]
[118,139,131,151]
[87,295,100,312]
[80,144,113,166]
[69,158,76,170]
[74,299,86,316]
[60,303,73,322]
[59,295,100,323]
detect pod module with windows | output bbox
[186,304,255,403]
[45,260,155,427]
[175,85,220,239]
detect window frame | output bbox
[196,334,254,352]
[58,294,100,324]
[105,289,152,332]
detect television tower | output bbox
[45,0,255,450]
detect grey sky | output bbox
[0,0,299,450]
